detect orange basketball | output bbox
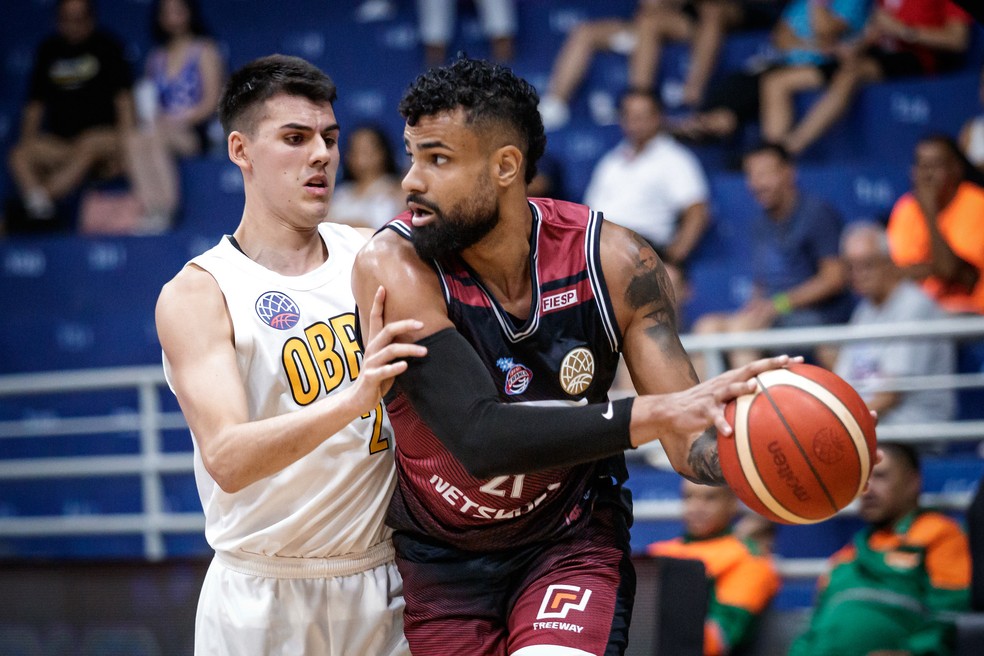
[717,363,877,525]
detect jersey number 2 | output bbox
[364,402,389,454]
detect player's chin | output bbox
[300,196,332,217]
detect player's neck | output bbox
[232,219,328,276]
[460,204,534,316]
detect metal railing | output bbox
[0,366,198,561]
[0,316,983,574]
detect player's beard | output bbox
[409,177,499,261]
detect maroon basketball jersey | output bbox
[384,198,628,551]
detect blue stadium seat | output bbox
[545,124,622,201]
[797,71,981,164]
[176,158,245,237]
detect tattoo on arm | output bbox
[623,235,697,381]
[684,428,725,486]
[624,235,677,327]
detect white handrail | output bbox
[683,315,984,378]
[0,316,981,564]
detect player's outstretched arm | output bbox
[156,268,424,493]
[601,221,795,484]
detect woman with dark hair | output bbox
[327,124,405,229]
[125,0,225,232]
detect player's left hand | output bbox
[349,286,427,413]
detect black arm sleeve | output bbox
[397,328,634,478]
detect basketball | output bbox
[717,363,877,525]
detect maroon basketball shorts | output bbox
[393,504,635,656]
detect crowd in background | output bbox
[5,0,982,322]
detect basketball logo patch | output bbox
[812,427,845,465]
[559,347,594,396]
[255,291,300,330]
[536,584,592,619]
[497,357,533,396]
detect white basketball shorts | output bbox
[195,542,408,656]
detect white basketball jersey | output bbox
[165,223,395,558]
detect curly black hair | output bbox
[399,58,546,185]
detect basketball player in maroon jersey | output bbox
[351,58,795,656]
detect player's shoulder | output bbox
[358,221,414,261]
[353,218,432,286]
[158,262,221,314]
[598,220,653,274]
[318,222,374,259]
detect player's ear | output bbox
[492,144,523,188]
[228,131,250,171]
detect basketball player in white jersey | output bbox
[155,55,424,656]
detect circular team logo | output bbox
[559,347,595,396]
[504,364,533,396]
[255,291,300,330]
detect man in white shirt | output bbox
[583,88,710,268]
[831,221,956,426]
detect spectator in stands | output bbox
[417,0,516,67]
[538,0,785,130]
[538,0,657,131]
[733,512,777,556]
[327,124,405,229]
[691,143,851,371]
[583,88,710,268]
[648,481,782,656]
[765,0,972,156]
[826,222,957,425]
[6,0,134,231]
[789,442,971,656]
[887,134,984,315]
[669,0,869,144]
[959,66,984,176]
[125,0,224,233]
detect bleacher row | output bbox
[1,0,983,613]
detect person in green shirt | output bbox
[790,442,971,656]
